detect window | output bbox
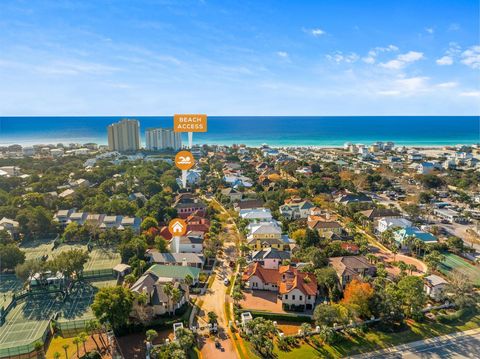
[285,295,288,300]
[308,295,311,300]
[292,295,296,300]
[299,295,303,301]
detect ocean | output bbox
[0,116,478,147]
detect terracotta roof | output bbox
[242,263,317,296]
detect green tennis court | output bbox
[0,293,62,352]
[439,252,480,286]
[0,274,23,308]
[84,247,121,271]
[21,239,121,271]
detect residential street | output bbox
[197,198,239,358]
[351,328,480,358]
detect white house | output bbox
[424,274,448,300]
[240,208,273,222]
[170,235,204,254]
[242,263,317,310]
[377,217,412,233]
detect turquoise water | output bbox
[0,116,478,147]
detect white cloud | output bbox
[436,82,457,89]
[461,45,480,69]
[362,45,398,64]
[276,51,289,58]
[425,27,434,34]
[310,28,326,37]
[459,91,480,97]
[448,23,460,31]
[362,56,375,64]
[436,56,453,65]
[380,51,424,69]
[326,52,359,64]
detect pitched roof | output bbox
[308,220,342,230]
[146,264,201,280]
[251,248,291,261]
[361,208,401,220]
[328,256,376,277]
[242,263,317,296]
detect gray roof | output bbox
[251,248,290,260]
[149,252,204,264]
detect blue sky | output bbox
[0,0,479,115]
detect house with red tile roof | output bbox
[242,262,317,310]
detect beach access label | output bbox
[174,114,207,132]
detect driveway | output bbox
[240,290,285,313]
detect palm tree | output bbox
[163,282,174,316]
[86,319,101,352]
[407,263,416,275]
[365,253,377,264]
[61,344,69,359]
[231,287,243,306]
[171,287,182,315]
[33,341,44,359]
[73,337,81,358]
[391,245,399,262]
[300,322,311,338]
[79,332,88,355]
[183,274,193,300]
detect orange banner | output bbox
[174,114,207,132]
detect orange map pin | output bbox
[168,218,187,237]
[175,150,195,171]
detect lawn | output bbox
[269,311,480,359]
[439,252,480,286]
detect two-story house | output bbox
[242,263,317,310]
[329,256,377,288]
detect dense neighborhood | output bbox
[0,138,479,359]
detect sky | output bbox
[0,0,479,116]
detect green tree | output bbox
[313,303,349,327]
[146,329,158,343]
[48,249,89,279]
[62,344,69,359]
[424,250,445,272]
[92,286,134,330]
[175,328,195,352]
[0,244,25,270]
[141,217,158,231]
[397,276,426,320]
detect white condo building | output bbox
[107,119,140,151]
[145,127,182,151]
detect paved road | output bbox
[352,329,480,359]
[197,198,238,358]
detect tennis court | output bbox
[439,252,480,286]
[84,247,121,271]
[58,281,96,322]
[0,274,23,308]
[0,293,62,352]
[21,239,121,272]
[20,238,55,261]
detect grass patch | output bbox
[272,310,480,358]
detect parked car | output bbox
[223,278,230,286]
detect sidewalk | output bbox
[350,328,480,358]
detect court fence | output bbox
[81,268,115,279]
[57,318,92,337]
[0,322,51,359]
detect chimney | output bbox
[182,258,187,266]
[174,236,180,254]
